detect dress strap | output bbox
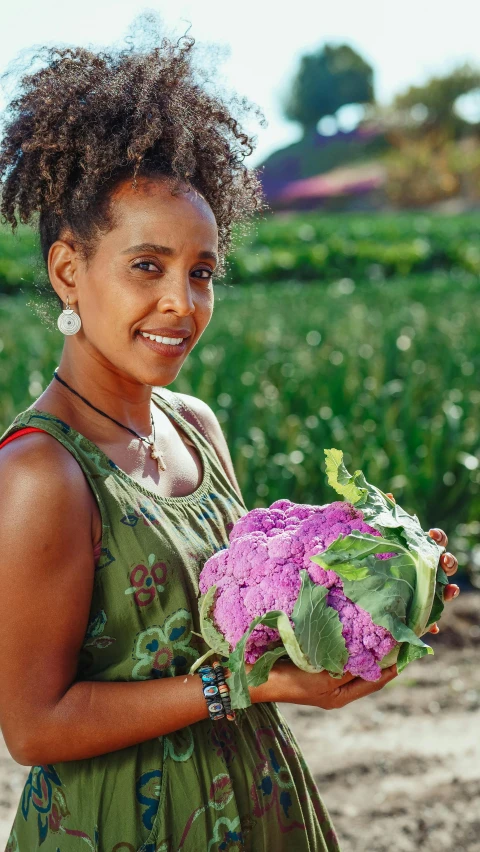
[152,388,247,508]
[0,426,47,450]
[153,387,213,447]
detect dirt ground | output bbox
[1,594,479,851]
[281,591,480,852]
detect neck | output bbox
[52,343,157,436]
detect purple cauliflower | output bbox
[199,499,397,681]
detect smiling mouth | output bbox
[137,330,190,344]
[136,331,190,357]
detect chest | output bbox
[89,414,206,544]
[115,414,204,497]
[31,389,206,490]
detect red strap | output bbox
[0,426,47,450]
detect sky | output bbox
[1,0,479,166]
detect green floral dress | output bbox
[1,390,340,852]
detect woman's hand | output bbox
[250,660,398,710]
[386,492,460,634]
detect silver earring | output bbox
[57,295,82,335]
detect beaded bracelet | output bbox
[198,664,225,721]
[213,660,236,722]
[198,662,236,722]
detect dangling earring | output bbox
[57,295,82,335]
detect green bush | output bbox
[228,212,480,283]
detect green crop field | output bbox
[2,211,480,293]
[0,213,479,581]
[228,211,480,284]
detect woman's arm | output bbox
[0,435,213,765]
[0,432,273,765]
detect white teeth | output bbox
[140,332,185,345]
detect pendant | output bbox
[150,445,167,472]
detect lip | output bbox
[138,328,192,338]
[137,334,189,358]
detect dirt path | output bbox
[1,594,479,851]
[281,592,480,852]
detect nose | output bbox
[156,272,196,317]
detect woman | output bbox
[0,31,459,852]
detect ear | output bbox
[48,236,80,306]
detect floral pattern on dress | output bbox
[211,721,239,768]
[164,727,195,763]
[21,765,65,844]
[249,727,305,835]
[120,499,162,528]
[207,816,243,852]
[84,609,116,649]
[19,765,99,848]
[178,774,236,850]
[125,554,168,607]
[131,609,199,679]
[95,547,116,572]
[136,769,163,832]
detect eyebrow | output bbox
[121,242,218,264]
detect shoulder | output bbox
[175,392,222,437]
[0,429,97,520]
[173,392,244,502]
[0,427,85,477]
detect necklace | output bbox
[52,368,167,473]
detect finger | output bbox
[444,583,460,601]
[428,622,440,634]
[333,664,397,706]
[386,492,396,503]
[440,552,458,576]
[429,528,448,548]
[326,670,358,687]
[335,665,397,704]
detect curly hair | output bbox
[0,20,266,317]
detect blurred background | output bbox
[1,2,480,851]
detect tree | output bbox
[393,64,480,138]
[283,44,375,135]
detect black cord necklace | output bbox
[52,368,167,472]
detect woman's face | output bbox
[54,175,218,388]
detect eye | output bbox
[131,261,214,279]
[133,260,160,272]
[192,268,214,281]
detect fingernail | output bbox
[429,528,440,539]
[444,554,455,567]
[452,586,460,598]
